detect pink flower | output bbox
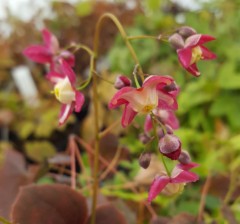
[47,59,84,125]
[23,28,75,71]
[177,34,216,76]
[144,108,179,132]
[148,162,199,202]
[109,75,179,127]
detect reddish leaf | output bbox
[150,216,171,224]
[86,204,127,224]
[11,184,88,224]
[0,149,30,219]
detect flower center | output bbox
[190,46,203,64]
[142,104,155,113]
[53,77,75,104]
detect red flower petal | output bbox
[144,115,153,132]
[163,110,179,129]
[143,75,174,88]
[108,87,134,109]
[74,91,84,112]
[46,71,64,83]
[200,46,217,60]
[157,91,178,110]
[177,48,192,68]
[177,162,199,170]
[148,176,170,202]
[23,45,52,64]
[185,34,215,48]
[186,63,200,76]
[121,103,137,127]
[171,170,199,183]
[59,103,75,125]
[42,28,59,54]
[59,59,76,84]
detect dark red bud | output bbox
[139,152,151,169]
[157,125,173,139]
[158,134,181,160]
[177,26,197,38]
[163,81,178,92]
[178,150,191,164]
[139,132,151,144]
[168,33,184,49]
[114,75,132,89]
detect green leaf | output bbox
[210,92,240,129]
[218,63,240,90]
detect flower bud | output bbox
[163,81,178,92]
[139,132,151,144]
[157,125,173,139]
[114,75,132,89]
[178,150,191,164]
[168,33,184,49]
[158,134,181,160]
[139,152,151,169]
[177,26,197,38]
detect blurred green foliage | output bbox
[107,0,240,222]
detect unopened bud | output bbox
[168,33,184,49]
[139,132,151,144]
[158,134,181,160]
[157,125,173,139]
[178,150,191,164]
[163,81,178,92]
[139,152,151,169]
[177,26,197,38]
[114,75,132,89]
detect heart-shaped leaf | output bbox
[86,204,127,224]
[11,184,88,224]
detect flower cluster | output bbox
[107,26,216,202]
[23,29,84,125]
[23,24,216,203]
[169,26,216,76]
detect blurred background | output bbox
[0,0,240,223]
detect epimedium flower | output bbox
[23,28,75,71]
[47,59,84,125]
[109,75,179,127]
[148,162,199,202]
[169,33,216,76]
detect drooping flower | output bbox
[109,75,179,127]
[47,59,84,125]
[176,34,216,76]
[158,134,181,160]
[144,108,179,133]
[148,162,199,202]
[23,28,75,71]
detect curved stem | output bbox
[77,56,95,90]
[94,13,144,82]
[127,35,158,40]
[150,113,170,177]
[72,44,95,56]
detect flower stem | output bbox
[150,113,170,177]
[127,35,158,41]
[77,56,94,90]
[72,44,95,56]
[94,13,144,82]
